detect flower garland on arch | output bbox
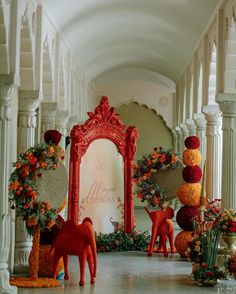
[9,141,65,235]
[133,147,179,207]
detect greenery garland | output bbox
[9,143,65,235]
[133,147,179,207]
[96,229,151,252]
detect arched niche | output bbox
[68,96,138,233]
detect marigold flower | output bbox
[27,217,38,227]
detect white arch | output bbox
[197,62,203,113]
[58,60,65,110]
[0,1,9,74]
[224,18,236,93]
[208,43,217,104]
[42,41,53,101]
[19,15,34,90]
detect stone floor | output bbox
[17,208,236,294]
[18,252,236,294]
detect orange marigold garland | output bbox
[182,149,202,166]
[177,183,201,206]
[133,147,179,207]
[9,130,64,288]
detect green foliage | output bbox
[96,229,151,252]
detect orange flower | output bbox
[9,180,20,191]
[27,153,38,165]
[182,149,202,166]
[43,202,51,210]
[171,156,178,164]
[40,162,47,169]
[27,217,38,227]
[49,146,55,155]
[15,162,22,169]
[159,154,166,163]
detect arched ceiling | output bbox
[44,0,219,83]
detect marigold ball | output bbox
[176,206,199,231]
[177,183,201,206]
[182,149,202,166]
[44,130,62,145]
[175,230,194,258]
[182,166,202,183]
[184,136,200,149]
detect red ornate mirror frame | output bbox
[68,96,138,233]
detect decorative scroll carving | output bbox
[69,96,138,233]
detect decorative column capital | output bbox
[171,129,177,139]
[216,93,236,130]
[180,123,189,137]
[0,75,17,121]
[41,102,57,121]
[185,118,196,135]
[18,90,40,128]
[193,113,206,130]
[175,126,182,136]
[68,116,78,133]
[216,93,236,116]
[55,111,69,128]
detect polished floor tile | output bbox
[18,252,235,294]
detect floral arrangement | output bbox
[185,235,203,264]
[193,263,225,283]
[219,209,236,233]
[9,143,65,235]
[133,147,179,207]
[96,229,151,252]
[176,206,199,231]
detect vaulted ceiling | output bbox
[45,0,219,84]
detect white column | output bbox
[204,111,222,200]
[55,110,69,149]
[216,93,236,209]
[0,77,17,294]
[14,91,39,274]
[193,113,206,168]
[40,102,57,142]
[175,126,183,154]
[171,129,178,152]
[185,118,196,135]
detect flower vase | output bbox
[222,232,236,255]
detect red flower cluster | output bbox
[176,206,199,231]
[182,166,202,183]
[184,136,200,149]
[228,220,236,233]
[44,130,62,146]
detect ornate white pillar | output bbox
[0,76,17,293]
[185,118,196,135]
[204,111,222,200]
[193,113,206,168]
[216,93,236,209]
[171,129,178,152]
[40,102,57,142]
[14,91,40,274]
[55,110,69,149]
[175,126,183,154]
